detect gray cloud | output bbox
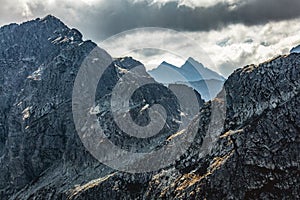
[73,0,300,40]
[7,0,299,41]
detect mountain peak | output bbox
[147,58,226,100]
[40,14,62,23]
[291,44,300,54]
[0,15,86,61]
[161,61,170,65]
[0,15,66,32]
[39,15,67,30]
[186,57,197,63]
[182,57,225,81]
[183,57,204,70]
[159,61,178,68]
[186,57,205,66]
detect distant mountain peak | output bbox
[160,61,178,68]
[291,44,300,54]
[40,14,62,23]
[183,57,199,68]
[148,57,225,82]
[186,57,198,63]
[147,57,226,100]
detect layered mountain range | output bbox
[148,58,225,101]
[0,15,299,200]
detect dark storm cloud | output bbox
[3,0,300,40]
[74,0,300,40]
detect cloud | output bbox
[75,0,300,40]
[0,0,28,25]
[184,19,300,76]
[2,0,300,40]
[99,19,300,77]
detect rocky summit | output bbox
[0,16,299,199]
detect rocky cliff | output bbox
[0,16,299,199]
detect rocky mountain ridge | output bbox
[0,16,299,199]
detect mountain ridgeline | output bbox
[291,44,300,54]
[148,58,225,101]
[0,15,299,199]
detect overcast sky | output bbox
[1,0,300,76]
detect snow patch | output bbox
[140,104,149,112]
[22,106,32,120]
[27,66,44,81]
[115,64,129,74]
[89,105,101,115]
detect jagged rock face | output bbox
[64,52,300,200]
[0,16,299,200]
[147,95,299,200]
[0,16,204,199]
[83,57,205,172]
[0,15,100,198]
[65,54,299,199]
[144,54,300,200]
[225,55,300,130]
[0,15,68,156]
[95,57,191,153]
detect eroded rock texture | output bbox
[0,15,103,199]
[0,16,299,200]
